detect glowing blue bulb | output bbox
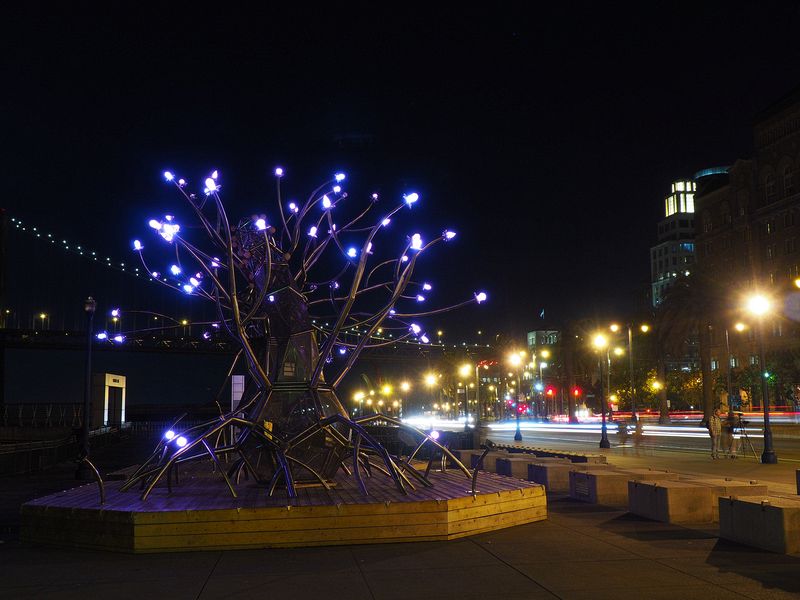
[347,247,357,258]
[332,282,340,289]
[410,323,421,335]
[212,323,220,328]
[334,173,346,182]
[178,178,186,186]
[410,234,422,250]
[164,430,175,440]
[401,255,409,262]
[255,218,267,230]
[149,219,161,230]
[165,215,174,222]
[430,430,440,440]
[96,332,108,340]
[111,308,120,318]
[151,271,160,278]
[170,265,181,275]
[204,178,218,194]
[164,171,174,181]
[183,284,194,294]
[211,170,219,180]
[389,309,396,315]
[444,230,456,240]
[382,218,391,227]
[322,195,332,209]
[475,292,487,304]
[371,193,379,201]
[210,258,220,268]
[404,192,419,205]
[366,242,373,254]
[422,283,432,291]
[288,202,297,212]
[268,295,275,302]
[308,226,318,238]
[202,331,211,340]
[113,335,124,343]
[176,436,188,448]
[338,347,347,355]
[132,240,143,251]
[189,277,200,287]
[420,335,430,344]
[416,295,425,302]
[159,223,180,242]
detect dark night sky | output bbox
[5,2,800,340]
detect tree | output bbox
[654,271,724,422]
[117,168,485,499]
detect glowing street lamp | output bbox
[592,333,611,448]
[508,352,524,441]
[744,293,777,463]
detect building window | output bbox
[703,211,712,233]
[750,355,759,366]
[711,359,719,371]
[785,165,795,195]
[786,238,796,254]
[766,221,775,235]
[773,322,783,337]
[767,245,776,260]
[766,174,776,201]
[785,212,796,227]
[770,272,776,284]
[730,356,739,368]
[283,361,296,377]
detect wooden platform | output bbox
[21,466,546,553]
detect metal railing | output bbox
[1,403,84,428]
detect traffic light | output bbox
[545,385,556,397]
[572,386,582,397]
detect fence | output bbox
[1,403,83,428]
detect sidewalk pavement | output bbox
[1,435,799,599]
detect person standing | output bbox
[723,413,737,458]
[708,408,722,459]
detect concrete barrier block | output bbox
[690,478,770,520]
[496,456,568,479]
[628,480,714,523]
[720,495,800,554]
[570,469,677,507]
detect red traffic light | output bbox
[572,386,582,397]
[517,403,528,413]
[545,385,556,397]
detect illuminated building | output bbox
[650,179,697,306]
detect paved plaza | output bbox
[1,434,799,599]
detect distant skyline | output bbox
[5,3,800,339]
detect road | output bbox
[481,419,800,461]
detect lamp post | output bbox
[745,294,777,464]
[76,296,96,480]
[509,352,524,441]
[592,333,611,448]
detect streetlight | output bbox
[76,297,96,480]
[592,333,611,448]
[509,352,523,441]
[745,293,777,464]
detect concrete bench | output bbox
[530,462,615,493]
[495,456,569,480]
[628,478,769,524]
[570,468,677,507]
[719,495,800,554]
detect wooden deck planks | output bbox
[21,466,547,553]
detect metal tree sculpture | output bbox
[119,168,487,500]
